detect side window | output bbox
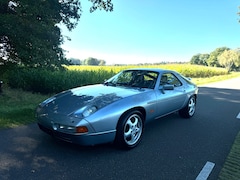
[160,73,182,87]
[142,72,158,89]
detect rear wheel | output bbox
[115,110,144,149]
[179,96,196,118]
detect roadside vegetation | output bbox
[66,64,229,77]
[0,87,48,129]
[219,131,240,180]
[190,47,240,73]
[2,64,230,94]
[1,64,240,129]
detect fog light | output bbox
[76,126,88,133]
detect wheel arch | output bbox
[114,106,146,149]
[193,93,197,102]
[179,94,197,118]
[188,93,197,102]
[117,107,146,128]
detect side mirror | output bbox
[159,85,174,94]
[163,84,174,90]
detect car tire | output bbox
[115,110,144,149]
[179,96,196,118]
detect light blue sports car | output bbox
[36,68,198,149]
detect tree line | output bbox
[69,57,106,65]
[190,47,240,72]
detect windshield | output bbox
[105,70,159,89]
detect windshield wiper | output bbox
[104,82,116,86]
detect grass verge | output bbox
[218,131,240,180]
[0,87,48,129]
[192,72,240,85]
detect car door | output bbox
[154,72,187,117]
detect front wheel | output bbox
[115,110,144,149]
[179,96,196,118]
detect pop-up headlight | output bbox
[82,106,97,118]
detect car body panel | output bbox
[36,68,198,146]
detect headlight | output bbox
[72,106,98,118]
[82,106,97,117]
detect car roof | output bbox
[124,68,176,74]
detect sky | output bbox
[60,0,240,65]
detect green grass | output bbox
[0,87,48,128]
[218,131,240,180]
[192,72,240,85]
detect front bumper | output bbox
[38,123,116,146]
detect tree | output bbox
[218,50,240,72]
[0,0,82,69]
[190,53,208,66]
[98,59,106,65]
[68,58,81,65]
[199,54,209,66]
[0,0,113,69]
[190,54,201,65]
[89,0,113,12]
[83,57,106,65]
[235,48,240,68]
[206,47,230,67]
[83,57,100,65]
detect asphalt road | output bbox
[0,78,240,180]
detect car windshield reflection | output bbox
[105,70,159,89]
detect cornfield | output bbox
[7,64,228,94]
[66,64,228,78]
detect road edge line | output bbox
[196,161,215,180]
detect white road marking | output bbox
[237,112,240,119]
[196,161,215,180]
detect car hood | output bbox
[41,84,145,115]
